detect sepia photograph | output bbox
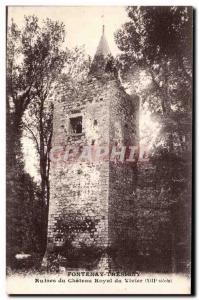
[6,5,193,294]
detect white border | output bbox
[0,1,197,299]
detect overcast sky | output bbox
[8,6,129,57]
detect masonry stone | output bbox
[45,27,182,273]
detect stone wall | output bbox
[135,161,172,272]
[46,72,189,273]
[46,75,139,269]
[108,84,139,271]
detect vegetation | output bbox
[115,6,192,272]
[6,15,89,268]
[6,7,192,272]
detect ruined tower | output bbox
[45,26,139,271]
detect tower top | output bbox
[89,24,117,78]
[94,25,111,58]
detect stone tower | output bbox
[45,26,139,271]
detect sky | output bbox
[8,6,129,57]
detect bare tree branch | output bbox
[23,121,40,155]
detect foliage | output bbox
[7,15,90,268]
[115,6,192,114]
[6,15,67,266]
[115,6,192,156]
[115,6,192,271]
[54,46,90,100]
[7,168,44,267]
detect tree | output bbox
[21,16,67,240]
[22,45,90,250]
[115,6,192,272]
[115,6,192,162]
[23,100,53,247]
[7,15,66,164]
[6,15,67,262]
[115,6,192,116]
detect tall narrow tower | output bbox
[45,26,139,270]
